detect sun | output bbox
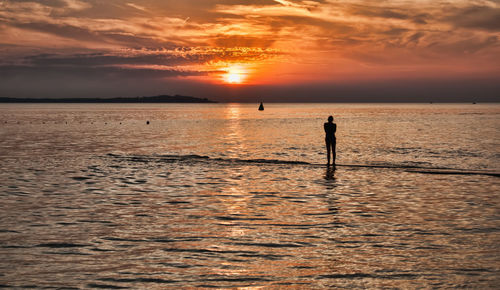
[223,66,246,84]
[227,72,242,83]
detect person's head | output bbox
[328,116,333,122]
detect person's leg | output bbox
[332,140,336,165]
[326,140,331,165]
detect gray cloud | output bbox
[0,64,206,79]
[12,22,104,43]
[348,4,409,20]
[0,63,210,99]
[19,50,219,67]
[4,0,67,8]
[445,5,500,32]
[213,36,276,48]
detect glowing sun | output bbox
[227,72,242,83]
[223,66,246,84]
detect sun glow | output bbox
[224,66,246,84]
[227,72,242,83]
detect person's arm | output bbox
[333,124,337,134]
[324,123,328,134]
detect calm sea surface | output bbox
[0,103,499,288]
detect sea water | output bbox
[0,103,499,288]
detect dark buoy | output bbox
[258,102,264,111]
[146,121,150,125]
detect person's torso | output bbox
[324,123,336,139]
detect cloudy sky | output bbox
[0,0,499,101]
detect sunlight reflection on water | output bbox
[0,103,499,288]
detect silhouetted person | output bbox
[324,116,336,165]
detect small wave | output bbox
[102,237,144,242]
[77,219,113,224]
[98,277,177,284]
[163,248,259,255]
[37,242,88,248]
[107,153,310,165]
[2,245,29,249]
[105,154,500,177]
[237,253,292,260]
[319,272,420,279]
[227,242,311,248]
[202,276,273,282]
[451,268,492,272]
[87,283,128,289]
[0,229,20,233]
[71,176,91,181]
[406,169,500,177]
[215,216,272,221]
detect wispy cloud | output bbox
[126,2,148,12]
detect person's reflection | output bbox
[322,165,337,192]
[324,165,336,181]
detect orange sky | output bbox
[0,0,499,101]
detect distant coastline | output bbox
[0,95,217,103]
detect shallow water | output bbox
[0,103,499,288]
